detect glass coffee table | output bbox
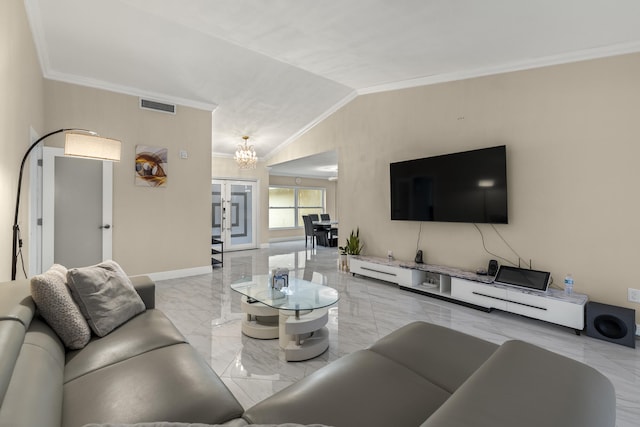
[231,275,339,361]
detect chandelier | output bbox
[234,135,257,169]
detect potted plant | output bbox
[339,228,363,271]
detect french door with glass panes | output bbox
[212,180,257,251]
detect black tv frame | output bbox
[390,145,508,224]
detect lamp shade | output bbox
[64,133,121,161]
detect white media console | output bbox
[349,256,588,333]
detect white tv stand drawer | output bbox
[349,257,426,287]
[451,278,587,331]
[451,278,508,310]
[504,288,586,330]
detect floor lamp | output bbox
[11,128,121,280]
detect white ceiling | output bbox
[25,0,640,172]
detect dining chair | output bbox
[320,213,338,245]
[302,215,325,248]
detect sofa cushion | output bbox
[0,320,25,405]
[67,260,146,337]
[0,279,35,326]
[420,340,616,427]
[368,321,498,393]
[129,275,156,309]
[243,349,450,427]
[30,264,92,349]
[0,319,65,427]
[64,309,186,382]
[63,343,244,427]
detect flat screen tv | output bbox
[390,145,508,223]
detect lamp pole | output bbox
[11,128,93,280]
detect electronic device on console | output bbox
[487,259,499,276]
[493,266,551,293]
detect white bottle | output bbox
[564,274,574,296]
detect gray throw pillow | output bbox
[67,260,145,337]
[30,264,92,349]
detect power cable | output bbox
[473,224,518,266]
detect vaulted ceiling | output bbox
[25,0,640,162]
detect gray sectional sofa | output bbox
[0,276,245,427]
[0,275,616,427]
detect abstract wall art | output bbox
[135,145,168,187]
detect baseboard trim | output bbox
[146,265,212,281]
[269,237,305,244]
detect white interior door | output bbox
[212,179,257,251]
[42,147,113,270]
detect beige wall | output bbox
[44,81,213,276]
[0,0,45,281]
[272,53,640,321]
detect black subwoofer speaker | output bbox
[585,302,636,348]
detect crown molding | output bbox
[359,41,640,95]
[264,90,358,161]
[212,152,235,159]
[44,70,218,112]
[268,171,337,180]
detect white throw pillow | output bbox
[30,264,92,349]
[67,260,146,337]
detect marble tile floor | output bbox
[155,241,639,427]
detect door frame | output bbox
[40,147,113,272]
[28,128,42,276]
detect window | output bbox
[269,186,325,229]
[269,187,295,228]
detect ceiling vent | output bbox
[139,98,176,114]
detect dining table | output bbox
[312,220,338,247]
